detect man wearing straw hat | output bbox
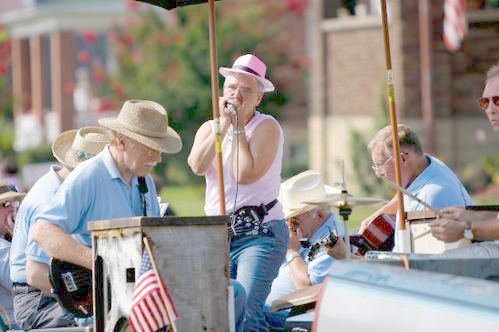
[263,170,343,330]
[0,182,25,330]
[430,62,499,257]
[10,126,111,330]
[189,54,288,331]
[32,100,181,271]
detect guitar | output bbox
[49,258,93,318]
[308,214,395,260]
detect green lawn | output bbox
[160,185,206,216]
[160,184,380,230]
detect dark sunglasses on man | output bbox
[478,96,499,111]
[0,184,21,208]
[1,200,20,208]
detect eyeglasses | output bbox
[223,84,256,98]
[478,96,499,111]
[371,155,393,176]
[1,200,19,208]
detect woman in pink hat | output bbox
[189,54,288,331]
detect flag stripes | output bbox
[443,0,468,52]
[129,249,178,332]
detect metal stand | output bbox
[339,202,352,260]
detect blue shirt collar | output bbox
[48,164,64,186]
[101,145,139,187]
[406,154,434,193]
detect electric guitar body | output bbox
[49,258,93,318]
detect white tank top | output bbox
[204,111,284,222]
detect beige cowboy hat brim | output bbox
[52,129,78,169]
[0,191,25,204]
[219,67,275,93]
[281,184,341,219]
[98,117,182,154]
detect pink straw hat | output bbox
[219,54,275,92]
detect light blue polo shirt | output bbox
[10,165,63,283]
[265,213,344,306]
[393,155,472,252]
[1,237,19,329]
[264,213,343,329]
[35,145,159,247]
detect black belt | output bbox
[12,282,41,295]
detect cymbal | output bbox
[303,192,386,207]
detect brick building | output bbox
[307,0,499,192]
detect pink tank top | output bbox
[204,111,284,222]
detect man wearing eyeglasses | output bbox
[362,124,471,253]
[263,170,343,330]
[189,54,288,331]
[0,183,25,330]
[430,62,499,257]
[10,127,111,330]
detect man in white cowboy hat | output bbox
[0,182,25,329]
[188,53,288,331]
[263,170,344,330]
[10,126,112,329]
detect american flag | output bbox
[443,0,468,52]
[129,249,179,332]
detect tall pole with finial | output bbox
[379,0,409,252]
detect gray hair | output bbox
[486,62,499,82]
[368,124,423,156]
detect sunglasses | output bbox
[1,200,19,208]
[478,96,499,111]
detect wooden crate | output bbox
[89,216,229,332]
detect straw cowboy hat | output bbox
[219,54,275,93]
[99,100,182,154]
[278,170,341,219]
[52,126,112,169]
[0,182,25,204]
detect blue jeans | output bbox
[231,279,246,332]
[230,220,288,332]
[263,305,290,330]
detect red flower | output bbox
[113,82,125,97]
[0,63,7,76]
[93,66,105,84]
[285,0,309,16]
[83,31,98,44]
[64,81,75,94]
[78,51,91,64]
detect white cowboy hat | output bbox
[52,126,113,169]
[219,54,275,92]
[0,182,25,204]
[99,100,182,154]
[278,170,341,219]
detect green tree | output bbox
[108,1,307,184]
[0,25,14,157]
